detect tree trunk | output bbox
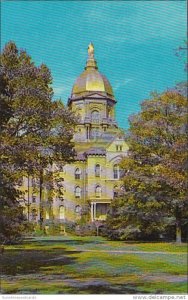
[176,220,182,244]
[39,169,44,230]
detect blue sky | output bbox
[1,1,187,129]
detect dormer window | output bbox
[116,145,123,151]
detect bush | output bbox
[64,220,77,234]
[75,223,97,236]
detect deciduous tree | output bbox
[106,90,187,243]
[0,42,76,243]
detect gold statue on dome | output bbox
[88,42,94,59]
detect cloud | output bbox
[113,78,133,91]
[53,86,69,95]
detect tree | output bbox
[106,90,187,243]
[0,42,75,173]
[0,172,31,244]
[0,41,76,243]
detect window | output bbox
[75,205,81,214]
[91,110,100,123]
[91,127,100,139]
[32,177,39,187]
[59,206,65,219]
[46,210,50,220]
[31,209,37,221]
[113,164,119,179]
[116,145,123,151]
[95,164,101,177]
[75,168,81,179]
[32,195,36,203]
[95,185,102,198]
[59,186,64,196]
[75,186,81,198]
[113,185,119,198]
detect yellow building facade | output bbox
[19,44,128,230]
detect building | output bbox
[19,43,128,231]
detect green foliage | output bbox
[64,220,77,234]
[75,223,97,236]
[0,42,76,175]
[0,172,31,244]
[106,90,188,242]
[0,41,76,243]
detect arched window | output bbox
[113,164,119,179]
[95,185,102,198]
[59,186,64,196]
[91,110,100,123]
[75,168,81,179]
[113,185,119,198]
[31,209,37,221]
[95,164,101,177]
[32,195,36,203]
[59,205,65,219]
[75,186,81,198]
[75,205,81,214]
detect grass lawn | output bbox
[1,235,187,294]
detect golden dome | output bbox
[71,43,114,99]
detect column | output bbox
[86,125,90,140]
[87,126,89,140]
[94,203,97,220]
[91,203,94,222]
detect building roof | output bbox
[85,147,106,156]
[75,147,106,160]
[69,43,115,101]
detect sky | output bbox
[1,0,187,129]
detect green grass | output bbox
[1,236,187,294]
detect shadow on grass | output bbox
[3,284,150,295]
[59,283,147,294]
[1,248,80,276]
